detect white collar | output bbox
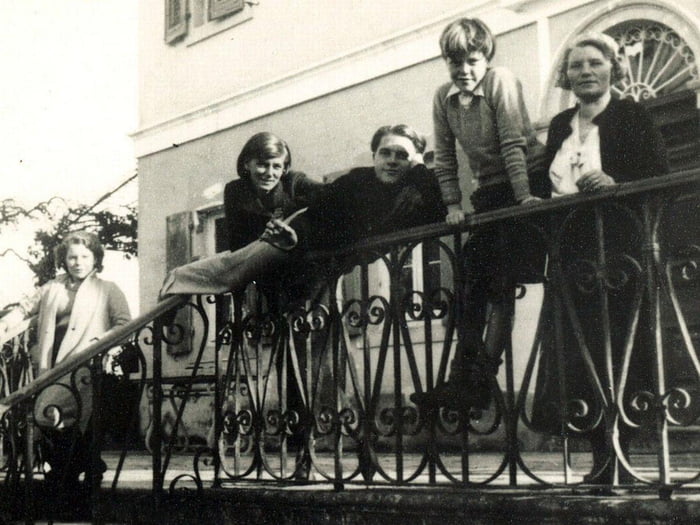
[445,81,485,101]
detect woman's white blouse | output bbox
[549,111,602,197]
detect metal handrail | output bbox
[307,168,700,259]
[0,295,186,414]
[0,168,697,416]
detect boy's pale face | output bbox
[446,51,489,95]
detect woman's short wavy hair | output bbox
[439,18,496,63]
[55,231,105,273]
[236,132,292,178]
[555,32,627,90]
[370,124,427,155]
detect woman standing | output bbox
[0,232,131,499]
[532,32,669,484]
[545,33,667,193]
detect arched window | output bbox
[607,20,699,101]
[541,3,700,120]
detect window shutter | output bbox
[165,211,194,357]
[209,0,244,21]
[342,265,364,337]
[165,0,188,43]
[166,212,193,272]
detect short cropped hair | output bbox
[370,124,427,155]
[439,18,496,62]
[55,231,105,273]
[236,132,292,178]
[555,32,627,90]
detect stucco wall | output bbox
[138,0,477,127]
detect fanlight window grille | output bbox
[606,21,698,101]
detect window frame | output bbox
[165,0,253,46]
[400,241,443,314]
[209,0,245,21]
[164,0,188,44]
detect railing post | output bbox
[452,231,471,484]
[90,355,104,525]
[23,403,35,525]
[231,292,244,477]
[211,295,226,489]
[643,198,672,496]
[358,260,377,483]
[420,241,437,485]
[152,315,164,505]
[503,295,518,486]
[389,246,406,483]
[329,276,345,491]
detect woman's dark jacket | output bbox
[545,97,669,182]
[224,170,322,251]
[293,165,446,252]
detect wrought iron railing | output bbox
[0,168,698,522]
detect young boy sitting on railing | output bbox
[410,18,549,413]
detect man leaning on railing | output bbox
[159,123,446,299]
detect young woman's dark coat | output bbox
[224,170,322,251]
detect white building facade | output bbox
[132,0,700,421]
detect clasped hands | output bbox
[445,169,615,224]
[575,169,615,192]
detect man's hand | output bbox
[261,218,298,251]
[520,195,542,205]
[445,204,466,225]
[576,170,615,192]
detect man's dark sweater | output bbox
[293,165,445,252]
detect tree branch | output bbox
[0,248,34,266]
[0,196,67,224]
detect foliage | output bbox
[0,197,65,226]
[27,204,138,285]
[0,174,138,286]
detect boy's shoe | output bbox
[410,354,501,411]
[409,379,491,411]
[84,457,108,486]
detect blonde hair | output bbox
[439,18,495,62]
